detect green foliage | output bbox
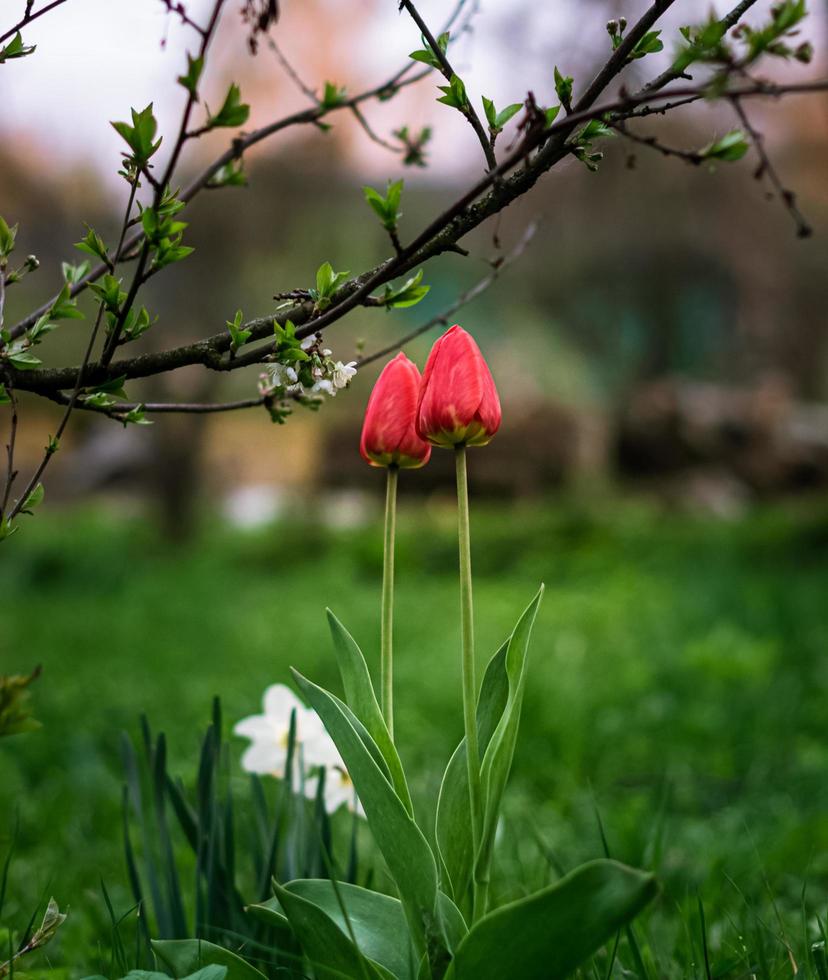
[553,67,573,113]
[206,84,250,130]
[444,861,657,980]
[481,98,522,137]
[607,20,663,61]
[310,262,350,311]
[363,180,404,233]
[381,270,430,310]
[112,104,162,166]
[76,225,110,265]
[436,75,469,113]
[140,195,194,272]
[0,32,36,64]
[321,82,348,109]
[393,126,432,168]
[207,161,247,189]
[152,940,265,980]
[63,259,92,285]
[226,310,251,353]
[572,118,612,173]
[700,130,750,163]
[0,666,41,737]
[0,215,17,259]
[408,32,450,71]
[177,54,204,98]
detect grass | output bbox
[2,497,828,976]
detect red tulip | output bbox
[416,325,501,448]
[360,353,432,468]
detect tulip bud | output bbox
[416,324,501,448]
[360,352,432,468]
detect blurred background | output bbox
[2,0,828,972]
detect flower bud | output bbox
[416,324,501,448]
[360,352,431,468]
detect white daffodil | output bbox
[233,684,335,779]
[234,685,364,818]
[332,360,357,390]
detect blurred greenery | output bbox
[2,498,828,975]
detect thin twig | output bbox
[398,0,498,171]
[0,0,70,45]
[100,0,227,365]
[357,222,537,368]
[730,96,812,238]
[612,120,705,165]
[637,0,762,95]
[1,382,18,519]
[5,33,435,343]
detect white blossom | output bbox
[332,360,357,389]
[234,684,364,817]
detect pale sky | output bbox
[1,0,823,196]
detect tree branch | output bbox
[0,0,70,45]
[7,76,827,397]
[730,95,812,238]
[398,0,498,172]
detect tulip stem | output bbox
[455,444,483,918]
[381,464,398,739]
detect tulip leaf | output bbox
[477,586,544,881]
[445,860,657,980]
[290,669,447,966]
[272,881,396,980]
[326,609,413,815]
[280,879,414,980]
[435,639,510,904]
[151,939,266,980]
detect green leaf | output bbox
[445,860,658,980]
[362,180,403,232]
[272,880,397,980]
[290,669,444,962]
[226,310,251,352]
[75,226,109,264]
[435,639,510,904]
[0,32,36,63]
[477,587,544,878]
[111,104,162,163]
[631,30,664,59]
[49,283,85,321]
[408,31,450,70]
[8,349,42,370]
[152,939,266,980]
[326,610,413,815]
[382,270,430,310]
[437,74,468,111]
[700,129,749,162]
[0,385,10,405]
[481,96,497,128]
[207,84,250,129]
[21,483,44,512]
[207,160,247,188]
[544,105,561,127]
[177,54,204,96]
[494,103,522,129]
[554,66,573,112]
[0,215,18,258]
[321,81,348,109]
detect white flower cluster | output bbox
[233,684,364,817]
[258,336,357,401]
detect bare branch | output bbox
[730,95,812,238]
[0,0,70,45]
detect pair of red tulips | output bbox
[359,324,501,467]
[356,324,499,890]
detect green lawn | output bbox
[3,499,828,976]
